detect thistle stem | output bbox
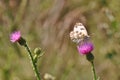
[24,43,41,80]
[91,61,97,80]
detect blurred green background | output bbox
[0,0,120,80]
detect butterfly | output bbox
[70,23,90,44]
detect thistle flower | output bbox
[10,31,21,43]
[10,31,41,80]
[69,23,93,55]
[10,31,26,46]
[77,41,94,55]
[70,23,98,80]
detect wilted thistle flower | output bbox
[44,73,56,80]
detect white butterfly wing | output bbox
[70,23,90,43]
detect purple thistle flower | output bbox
[10,31,21,43]
[77,41,94,55]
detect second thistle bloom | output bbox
[10,31,21,43]
[77,41,94,55]
[10,31,26,46]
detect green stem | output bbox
[24,43,41,80]
[91,61,97,80]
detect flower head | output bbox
[77,41,94,55]
[10,31,21,43]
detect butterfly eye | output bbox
[80,28,85,30]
